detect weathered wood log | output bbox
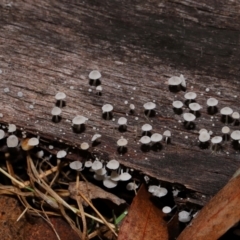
[1,0,240,205]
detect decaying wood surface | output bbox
[1,0,240,204]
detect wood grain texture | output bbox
[1,0,240,204]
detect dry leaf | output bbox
[68,181,125,206]
[118,184,168,240]
[177,172,240,240]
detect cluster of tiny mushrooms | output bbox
[1,70,240,224]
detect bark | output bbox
[0,0,240,204]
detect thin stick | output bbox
[76,171,87,239]
[0,167,33,191]
[16,207,28,222]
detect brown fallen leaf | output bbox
[118,184,168,240]
[177,171,240,240]
[68,181,126,206]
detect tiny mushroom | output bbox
[106,159,120,170]
[96,85,102,95]
[232,112,240,124]
[199,132,210,143]
[152,186,168,198]
[231,130,240,141]
[141,123,152,135]
[8,124,16,133]
[22,137,39,151]
[7,135,19,148]
[148,185,160,193]
[184,92,197,103]
[220,107,233,124]
[95,166,107,176]
[151,133,163,143]
[103,177,118,188]
[222,126,230,141]
[110,171,121,181]
[55,92,66,107]
[126,182,139,191]
[143,102,156,117]
[199,128,208,135]
[211,136,222,151]
[51,107,62,122]
[80,142,89,150]
[172,100,183,109]
[189,102,202,114]
[72,115,88,131]
[57,150,67,159]
[163,130,171,143]
[178,210,191,223]
[180,74,186,88]
[129,104,135,111]
[139,136,151,144]
[91,160,103,171]
[118,117,127,129]
[162,206,172,214]
[183,113,196,127]
[102,104,113,120]
[84,160,93,168]
[168,76,182,89]
[69,161,83,171]
[117,137,128,151]
[120,169,132,181]
[207,97,218,108]
[89,70,101,85]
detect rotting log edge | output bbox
[1,0,240,205]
